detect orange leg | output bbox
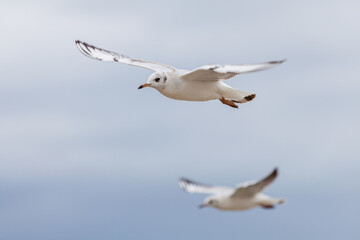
[260,204,275,209]
[219,97,238,108]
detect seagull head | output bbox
[199,196,220,209]
[138,72,167,90]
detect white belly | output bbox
[216,198,258,211]
[159,80,222,101]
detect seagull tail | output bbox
[220,85,256,104]
[259,197,286,209]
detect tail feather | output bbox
[233,93,256,103]
[259,198,286,209]
[221,87,256,104]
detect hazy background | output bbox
[1,0,359,239]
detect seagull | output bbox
[179,168,285,211]
[75,40,285,108]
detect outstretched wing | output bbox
[181,60,285,82]
[231,168,278,198]
[179,178,233,195]
[75,40,176,72]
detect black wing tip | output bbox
[75,40,93,49]
[179,177,205,187]
[178,177,191,191]
[258,168,278,186]
[269,59,287,64]
[179,177,193,184]
[74,40,101,60]
[271,168,278,178]
[74,40,86,49]
[75,40,87,46]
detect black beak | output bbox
[138,85,143,89]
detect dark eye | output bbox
[154,77,160,83]
[209,200,214,204]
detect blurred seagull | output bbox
[179,168,285,211]
[75,40,285,108]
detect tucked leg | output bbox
[260,204,274,209]
[219,97,238,108]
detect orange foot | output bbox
[219,97,238,108]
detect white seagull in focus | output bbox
[179,168,285,211]
[75,40,285,108]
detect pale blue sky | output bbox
[1,0,359,239]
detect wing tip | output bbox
[269,59,287,64]
[178,177,190,191]
[74,40,88,54]
[178,177,205,193]
[75,40,101,60]
[262,168,278,183]
[75,40,86,48]
[272,167,278,178]
[179,177,192,185]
